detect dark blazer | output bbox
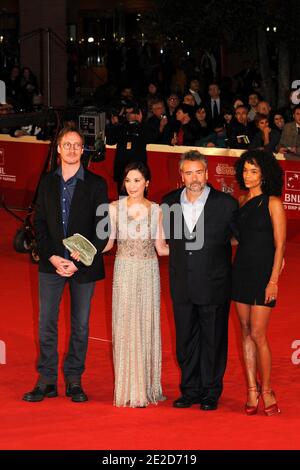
[204,99,226,129]
[249,128,281,153]
[162,186,238,305]
[173,119,201,146]
[145,115,173,144]
[34,169,109,283]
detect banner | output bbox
[90,145,300,220]
[0,135,50,209]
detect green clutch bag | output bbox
[62,233,97,266]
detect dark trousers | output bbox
[172,300,230,401]
[37,272,95,384]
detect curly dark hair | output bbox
[235,150,283,196]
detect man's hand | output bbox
[278,146,296,154]
[49,255,78,277]
[159,115,168,131]
[171,132,178,146]
[262,126,271,136]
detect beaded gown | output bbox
[111,198,165,407]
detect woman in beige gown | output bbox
[103,162,169,407]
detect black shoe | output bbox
[173,396,201,408]
[66,383,88,402]
[23,383,58,402]
[200,398,218,411]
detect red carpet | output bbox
[0,207,300,450]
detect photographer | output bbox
[106,106,149,194]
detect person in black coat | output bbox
[228,105,256,149]
[170,104,200,146]
[145,99,173,144]
[162,150,238,411]
[106,107,149,194]
[23,126,109,403]
[248,114,281,153]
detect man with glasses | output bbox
[23,126,109,403]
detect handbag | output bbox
[62,233,97,266]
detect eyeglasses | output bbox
[62,142,83,150]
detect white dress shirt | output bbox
[180,185,210,233]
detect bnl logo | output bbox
[0,340,6,364]
[285,171,300,191]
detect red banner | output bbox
[89,145,300,220]
[0,135,50,209]
[1,136,299,221]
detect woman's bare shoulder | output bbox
[269,195,284,209]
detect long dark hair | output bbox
[121,161,151,196]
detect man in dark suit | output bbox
[106,107,148,194]
[278,104,300,155]
[162,150,238,410]
[23,126,109,403]
[204,82,225,131]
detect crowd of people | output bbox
[103,79,300,191]
[22,125,286,418]
[105,80,296,150]
[2,54,299,159]
[0,65,40,112]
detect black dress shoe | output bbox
[173,396,201,408]
[200,399,218,411]
[66,383,88,402]
[23,383,58,402]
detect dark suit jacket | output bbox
[173,119,201,146]
[162,186,238,305]
[204,99,226,129]
[34,169,109,283]
[249,128,281,153]
[145,115,173,144]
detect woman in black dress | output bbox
[232,150,286,416]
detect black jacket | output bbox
[106,121,149,182]
[162,186,238,304]
[34,169,109,283]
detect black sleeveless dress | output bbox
[232,194,276,307]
